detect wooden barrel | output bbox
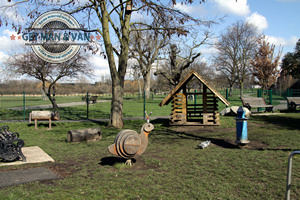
[67,127,102,142]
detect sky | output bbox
[0,0,299,83]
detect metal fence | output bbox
[1,88,299,121]
[0,91,168,121]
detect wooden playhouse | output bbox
[159,70,230,126]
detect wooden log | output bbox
[67,127,102,142]
[30,111,60,121]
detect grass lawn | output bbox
[0,113,300,199]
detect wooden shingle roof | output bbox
[159,69,230,107]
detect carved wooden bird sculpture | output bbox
[108,123,154,165]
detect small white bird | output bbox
[198,140,211,149]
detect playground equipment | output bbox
[159,70,230,126]
[235,107,249,144]
[108,123,154,165]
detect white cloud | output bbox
[89,55,110,80]
[173,4,207,15]
[265,35,298,48]
[0,1,26,24]
[200,46,218,55]
[245,12,268,32]
[0,29,25,52]
[0,51,9,61]
[214,0,250,16]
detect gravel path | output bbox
[273,100,287,110]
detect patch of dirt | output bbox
[173,126,236,133]
[48,162,74,178]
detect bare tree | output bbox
[250,36,282,90]
[0,0,212,128]
[154,32,210,89]
[129,21,169,99]
[4,48,93,109]
[213,21,260,97]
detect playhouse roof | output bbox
[159,69,230,107]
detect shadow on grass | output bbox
[178,132,240,149]
[57,107,110,121]
[150,118,240,149]
[89,119,109,127]
[27,122,58,128]
[99,157,136,166]
[251,115,300,130]
[151,118,171,127]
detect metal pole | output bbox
[286,151,300,200]
[226,88,228,100]
[257,89,262,112]
[23,91,26,122]
[86,91,89,120]
[269,89,273,105]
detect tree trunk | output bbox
[100,0,131,128]
[137,78,142,96]
[240,81,244,98]
[143,71,151,99]
[109,76,124,128]
[229,85,233,97]
[46,92,59,110]
[41,80,58,109]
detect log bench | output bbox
[286,97,300,111]
[82,95,98,104]
[241,97,274,113]
[29,111,60,129]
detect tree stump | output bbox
[67,128,102,142]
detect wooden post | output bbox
[203,85,207,113]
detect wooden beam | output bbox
[203,85,207,113]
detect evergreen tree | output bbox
[281,39,300,78]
